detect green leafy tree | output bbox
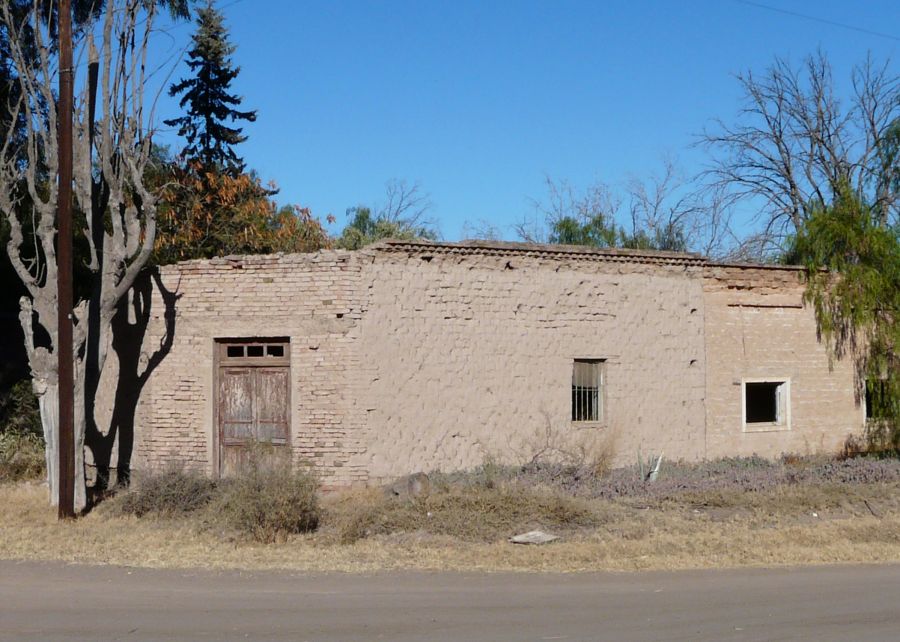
[336,206,436,250]
[159,2,329,262]
[793,182,900,450]
[165,0,256,174]
[548,214,686,251]
[548,213,622,247]
[150,147,331,263]
[336,180,437,250]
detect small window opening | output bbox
[866,379,890,420]
[219,338,290,363]
[572,359,604,422]
[744,380,788,426]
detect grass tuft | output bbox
[211,457,320,543]
[115,466,217,517]
[0,431,45,483]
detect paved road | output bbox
[0,561,898,641]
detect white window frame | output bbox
[741,377,791,432]
[572,359,606,424]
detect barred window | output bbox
[572,359,604,422]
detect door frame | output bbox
[213,337,291,477]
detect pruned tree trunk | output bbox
[33,381,85,509]
[37,383,58,503]
[1,1,162,512]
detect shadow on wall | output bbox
[85,268,180,501]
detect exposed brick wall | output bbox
[92,242,867,486]
[702,265,862,459]
[97,251,368,485]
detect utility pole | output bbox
[57,0,76,519]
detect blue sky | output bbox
[148,0,900,241]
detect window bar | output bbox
[580,378,584,420]
[577,376,581,421]
[598,367,602,420]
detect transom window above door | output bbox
[217,338,290,364]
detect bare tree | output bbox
[625,158,691,252]
[626,160,738,258]
[693,184,741,260]
[701,51,900,255]
[515,176,621,244]
[460,218,504,241]
[0,0,162,510]
[519,162,735,258]
[379,178,433,229]
[336,178,438,249]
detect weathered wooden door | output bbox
[217,340,290,476]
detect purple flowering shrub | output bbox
[435,454,900,502]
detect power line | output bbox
[735,0,900,43]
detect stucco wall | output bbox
[354,244,708,480]
[702,265,863,459]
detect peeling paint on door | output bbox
[216,339,290,476]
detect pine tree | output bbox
[165,0,255,174]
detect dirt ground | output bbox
[3,479,900,573]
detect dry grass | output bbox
[209,460,319,543]
[115,466,217,517]
[318,485,607,544]
[111,460,320,543]
[3,480,900,573]
[0,431,44,483]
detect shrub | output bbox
[325,483,601,544]
[117,466,217,517]
[322,488,386,545]
[0,380,42,437]
[430,457,515,491]
[213,456,320,543]
[0,378,45,483]
[0,430,45,482]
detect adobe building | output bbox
[93,239,867,486]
